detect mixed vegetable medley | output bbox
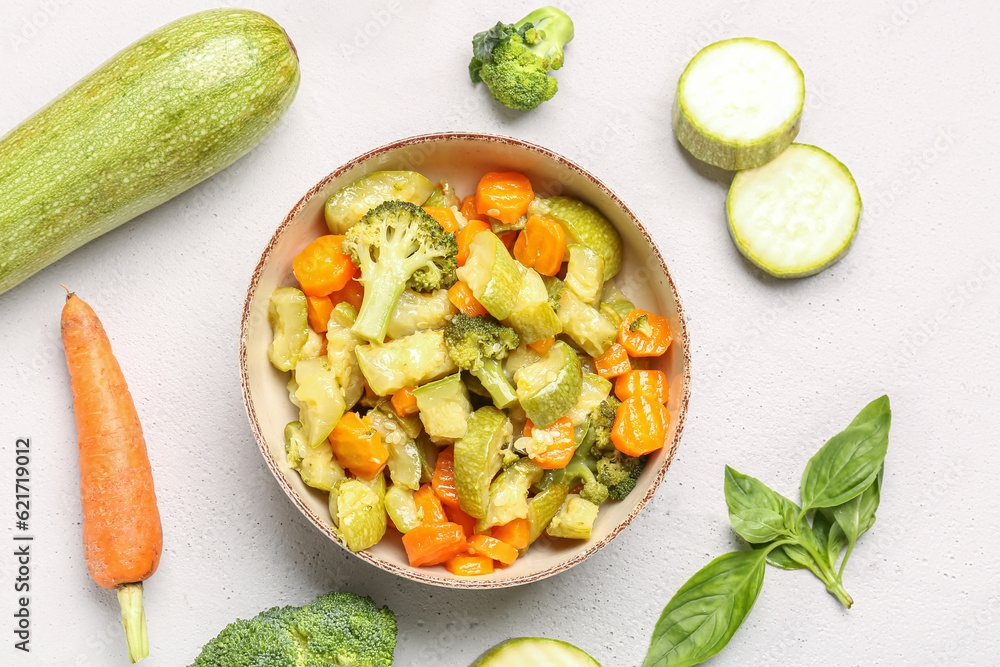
[266,168,674,575]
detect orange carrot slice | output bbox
[328,412,388,480]
[293,235,358,297]
[476,172,533,225]
[402,523,468,567]
[615,370,670,404]
[513,215,566,276]
[611,395,670,456]
[432,446,461,508]
[619,309,673,357]
[448,281,489,317]
[594,342,631,379]
[467,534,519,565]
[445,553,494,576]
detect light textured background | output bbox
[1,0,998,665]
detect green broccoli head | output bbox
[598,450,647,501]
[629,314,653,337]
[468,7,574,111]
[443,313,519,370]
[587,396,622,457]
[189,606,300,667]
[188,593,396,667]
[444,314,520,408]
[343,200,458,342]
[290,592,397,667]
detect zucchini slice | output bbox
[324,171,435,234]
[514,341,583,428]
[727,143,861,278]
[471,637,602,667]
[674,37,804,170]
[454,406,512,519]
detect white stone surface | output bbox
[1,0,998,664]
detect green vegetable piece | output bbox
[642,549,767,667]
[443,313,520,409]
[356,330,458,396]
[800,395,891,511]
[454,406,512,519]
[503,265,562,344]
[325,303,365,411]
[415,434,439,484]
[532,197,622,279]
[384,485,422,533]
[324,171,436,234]
[387,288,456,340]
[553,288,618,358]
[291,357,347,446]
[527,483,568,544]
[471,636,602,667]
[599,281,635,327]
[476,458,543,533]
[190,591,396,667]
[343,201,457,343]
[597,451,645,501]
[412,373,473,443]
[367,411,421,490]
[336,475,387,552]
[515,340,582,428]
[727,144,861,278]
[565,244,605,307]
[284,421,346,492]
[546,494,599,539]
[468,7,575,111]
[723,465,799,544]
[456,230,523,320]
[267,287,309,372]
[0,9,300,297]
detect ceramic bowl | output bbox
[240,132,690,588]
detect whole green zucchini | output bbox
[0,9,300,295]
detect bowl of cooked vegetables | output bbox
[240,132,690,587]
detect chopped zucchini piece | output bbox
[503,265,562,344]
[727,143,861,278]
[284,421,346,492]
[267,286,309,371]
[300,327,325,361]
[531,197,622,280]
[454,406,513,519]
[412,373,473,443]
[291,357,346,446]
[324,171,436,234]
[554,288,618,358]
[471,637,603,667]
[503,344,542,383]
[475,458,544,533]
[674,38,804,170]
[367,410,421,490]
[384,485,422,533]
[335,474,387,551]
[356,330,457,396]
[527,483,569,543]
[422,180,460,209]
[565,244,605,307]
[387,288,456,339]
[325,302,365,410]
[514,341,582,428]
[456,231,522,320]
[547,494,599,539]
[415,433,439,484]
[562,373,612,427]
[599,281,634,327]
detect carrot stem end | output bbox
[117,582,149,663]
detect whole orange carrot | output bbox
[61,291,162,663]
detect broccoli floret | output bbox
[543,442,609,505]
[343,201,458,343]
[598,450,647,501]
[629,314,653,337]
[189,593,396,667]
[585,396,621,457]
[469,7,574,111]
[443,313,520,408]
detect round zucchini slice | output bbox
[674,37,804,170]
[727,143,861,278]
[471,637,602,667]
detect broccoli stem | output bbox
[352,270,409,343]
[117,582,149,663]
[473,358,518,409]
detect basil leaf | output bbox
[831,465,883,548]
[764,543,810,570]
[643,550,767,667]
[800,395,891,511]
[724,466,798,543]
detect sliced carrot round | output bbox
[611,395,670,456]
[402,522,467,567]
[619,309,673,357]
[445,553,494,576]
[293,235,358,297]
[615,370,670,404]
[467,534,519,565]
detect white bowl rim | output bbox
[239,131,692,588]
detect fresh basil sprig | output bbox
[643,396,891,667]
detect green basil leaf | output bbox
[826,517,848,565]
[800,395,891,511]
[831,465,883,548]
[643,550,767,667]
[763,543,810,570]
[724,466,799,543]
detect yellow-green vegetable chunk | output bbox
[387,288,456,339]
[324,171,436,234]
[356,330,457,396]
[413,373,472,443]
[532,197,622,280]
[475,459,543,533]
[456,231,522,320]
[284,421,346,492]
[267,287,309,371]
[514,341,582,428]
[454,407,512,519]
[384,485,422,533]
[291,357,346,446]
[547,494,599,539]
[336,474,386,551]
